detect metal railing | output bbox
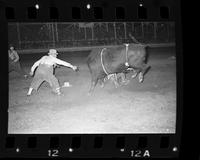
[8,22,175,50]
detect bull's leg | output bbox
[111,74,120,88]
[130,68,144,83]
[118,73,129,85]
[143,65,151,76]
[99,78,105,88]
[127,68,138,79]
[114,80,119,88]
[138,72,144,83]
[104,75,108,82]
[88,78,98,95]
[138,64,151,83]
[131,70,138,79]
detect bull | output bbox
[86,43,150,94]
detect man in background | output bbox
[8,45,28,78]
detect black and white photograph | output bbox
[8,22,176,134]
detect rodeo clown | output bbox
[8,45,28,78]
[27,49,78,96]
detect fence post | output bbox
[154,22,157,41]
[72,23,75,46]
[114,22,117,43]
[84,27,87,40]
[132,22,134,35]
[167,23,170,42]
[141,22,144,41]
[16,23,21,49]
[91,24,94,41]
[106,22,108,32]
[55,22,59,43]
[124,22,127,40]
[51,23,55,48]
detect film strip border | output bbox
[2,0,177,21]
[1,135,179,158]
[0,0,183,158]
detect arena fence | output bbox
[8,22,175,52]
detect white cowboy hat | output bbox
[48,49,58,55]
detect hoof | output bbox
[139,79,143,83]
[122,80,130,85]
[114,84,120,88]
[138,73,144,83]
[131,73,138,79]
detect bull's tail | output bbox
[128,33,150,47]
[128,33,140,44]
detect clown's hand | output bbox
[72,65,79,72]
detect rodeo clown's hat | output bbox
[9,44,15,49]
[48,49,58,56]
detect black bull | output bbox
[86,44,151,94]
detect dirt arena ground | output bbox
[8,46,176,134]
